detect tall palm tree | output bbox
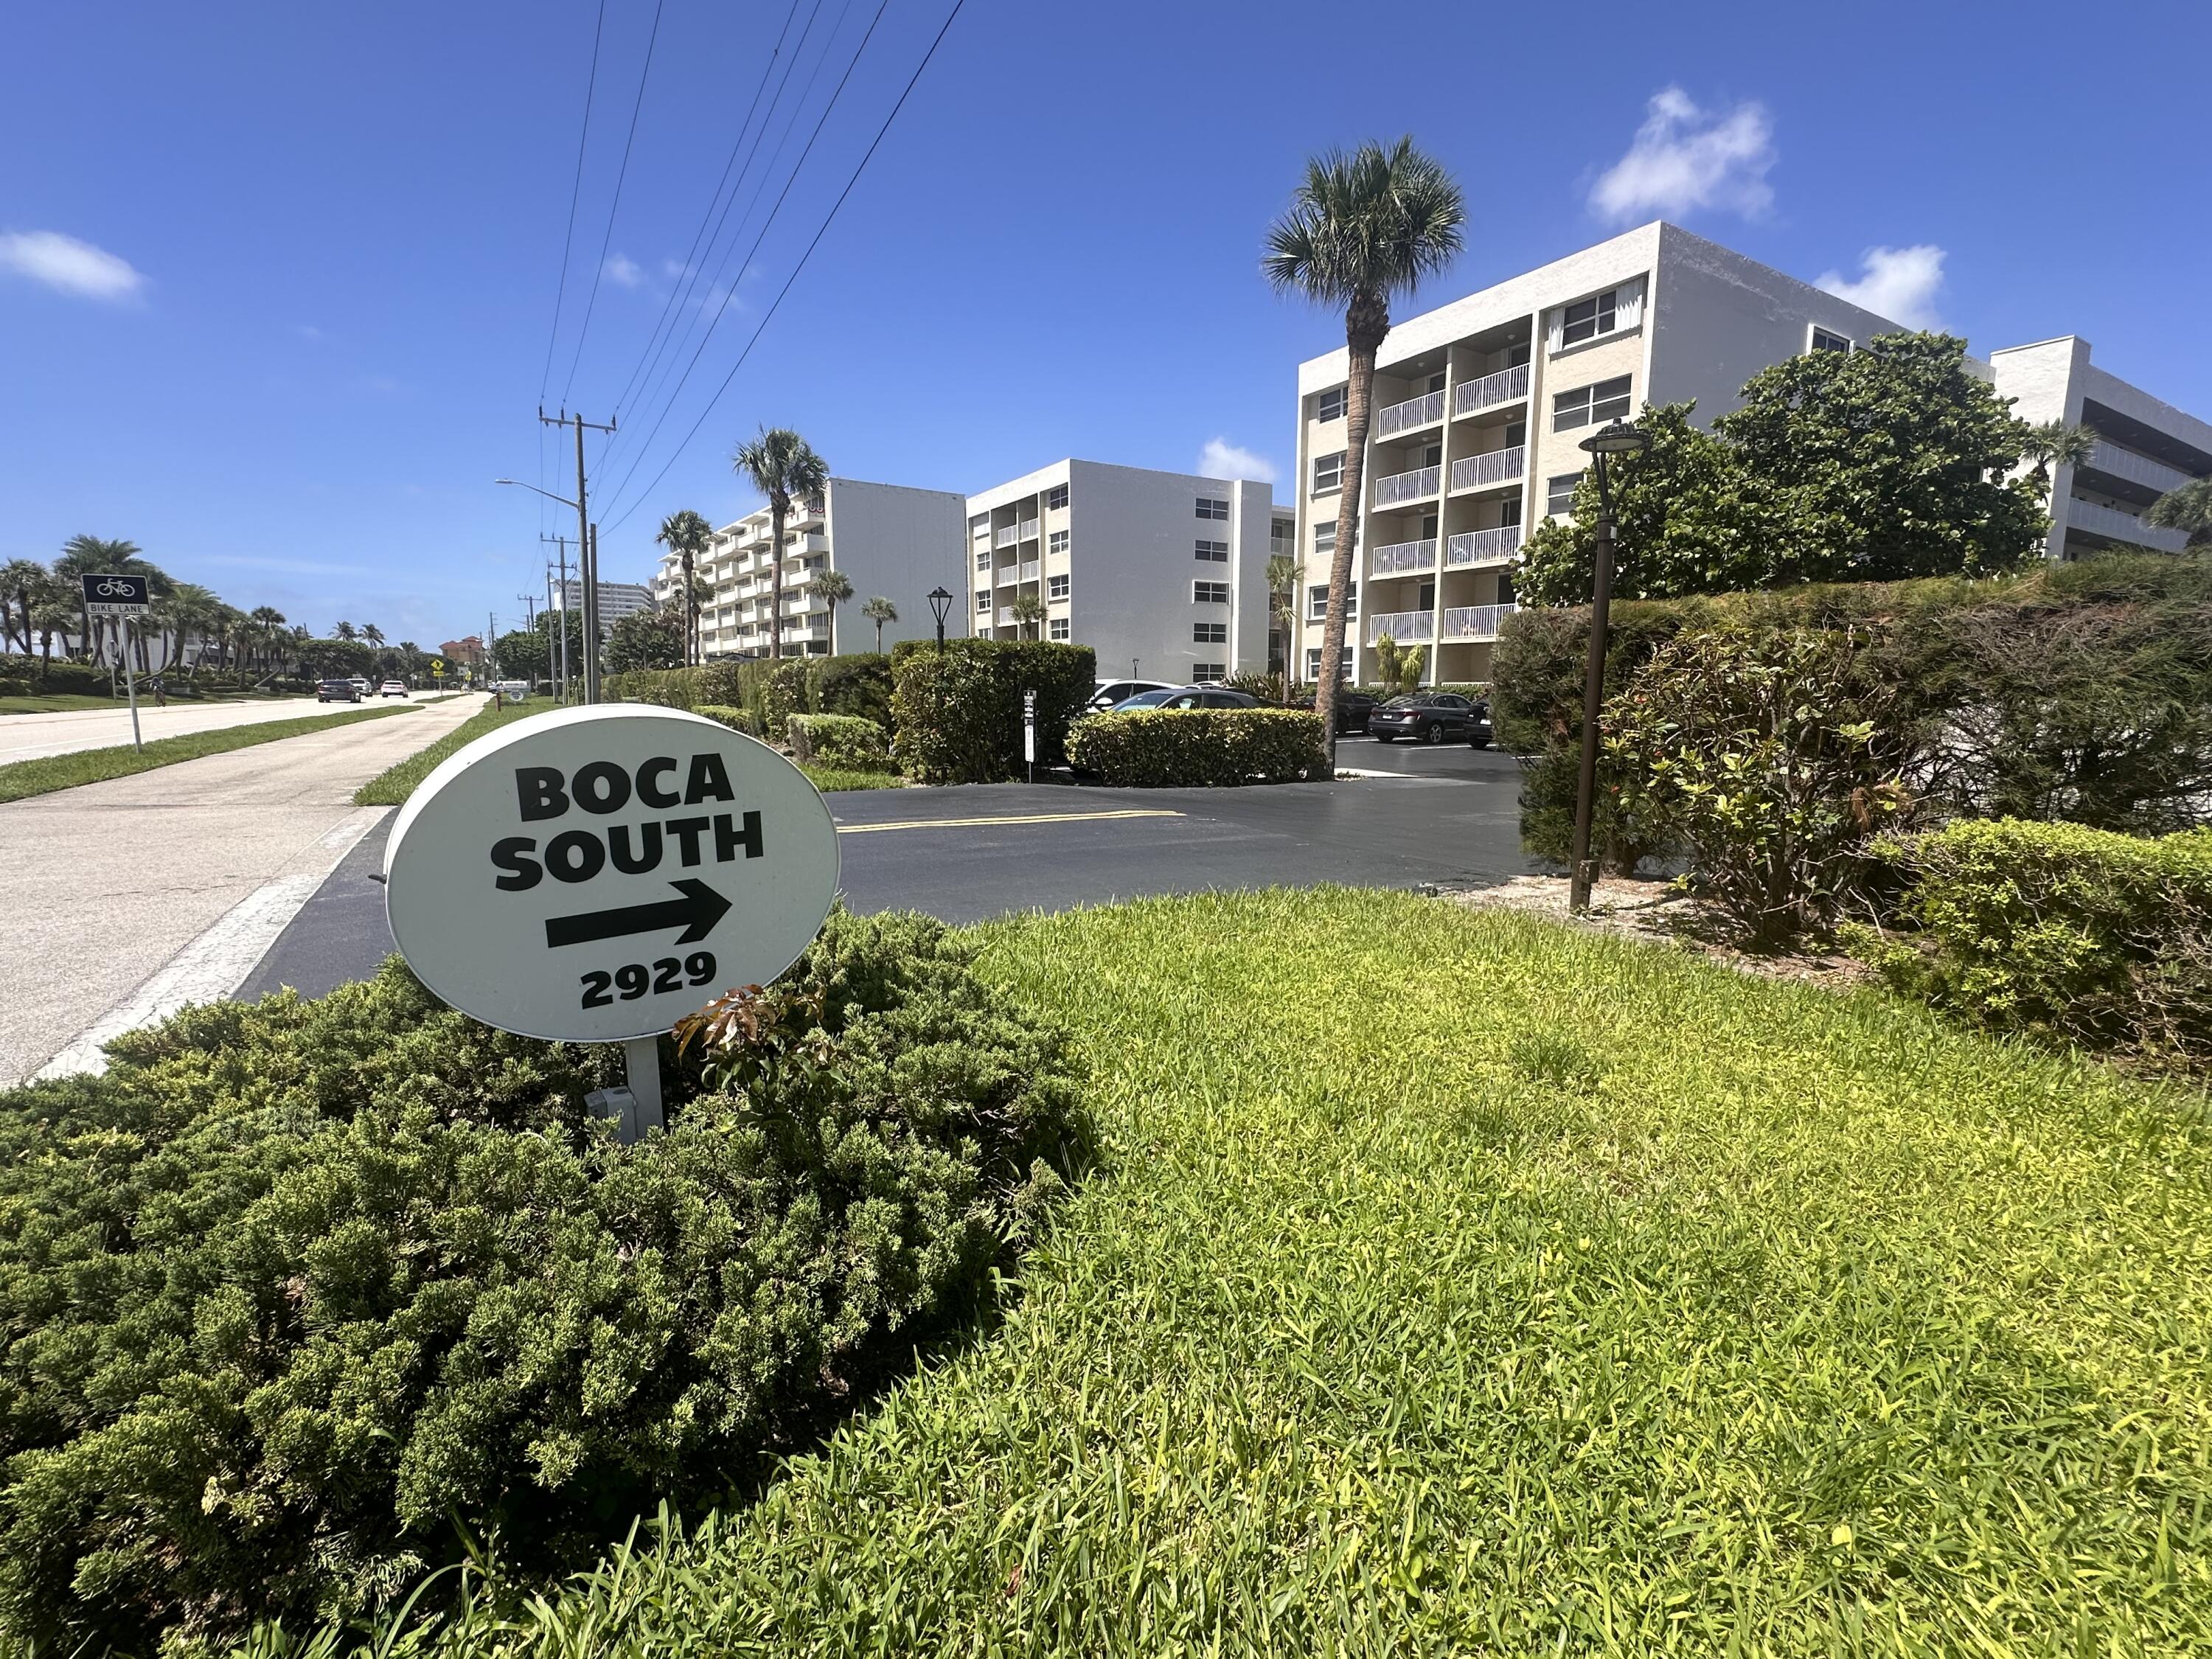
[732,428,828,660]
[362,623,386,649]
[1265,553,1302,703]
[159,582,223,675]
[31,586,75,675]
[2018,420,2098,494]
[53,535,150,662]
[248,606,286,675]
[1009,592,1046,640]
[0,558,46,656]
[861,594,897,655]
[655,508,716,666]
[334,619,358,641]
[2146,478,2212,548]
[806,568,854,652]
[1265,138,1464,758]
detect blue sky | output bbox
[5,0,2206,647]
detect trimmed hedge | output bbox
[788,712,891,771]
[606,657,894,738]
[0,911,1088,1651]
[695,702,763,737]
[1066,709,1326,787]
[0,656,115,696]
[890,640,1096,785]
[1854,818,2212,1072]
[810,653,893,728]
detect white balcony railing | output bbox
[1452,362,1529,417]
[1445,525,1523,568]
[1364,609,1435,644]
[2079,442,2197,500]
[1373,465,1441,507]
[1449,445,1526,493]
[1376,388,1446,439]
[1441,602,1519,641]
[994,564,1019,585]
[1016,518,1040,543]
[2065,498,2191,552]
[995,524,1019,548]
[1018,560,1041,582]
[1369,538,1438,578]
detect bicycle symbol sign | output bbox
[80,572,150,617]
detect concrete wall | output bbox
[821,478,965,653]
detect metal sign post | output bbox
[83,573,151,751]
[1023,689,1037,784]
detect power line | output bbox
[559,0,667,406]
[603,0,967,531]
[539,0,609,402]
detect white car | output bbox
[378,680,408,698]
[1086,677,1176,713]
[349,676,370,695]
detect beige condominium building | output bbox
[1290,221,1908,686]
[1990,338,2212,560]
[652,476,966,660]
[965,459,1294,684]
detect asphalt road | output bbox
[240,757,1537,1003]
[0,692,486,1085]
[0,690,433,765]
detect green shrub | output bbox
[809,653,894,730]
[1222,669,1283,703]
[695,660,745,708]
[1066,709,1324,787]
[1854,818,2212,1072]
[0,677,27,698]
[14,657,114,696]
[695,702,762,738]
[788,712,891,771]
[0,911,1088,1652]
[762,660,811,732]
[890,641,1096,784]
[602,666,702,710]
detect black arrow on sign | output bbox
[544,877,731,949]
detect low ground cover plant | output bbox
[0,911,1085,1652]
[786,712,891,772]
[1066,707,1324,786]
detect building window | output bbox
[1047,573,1070,599]
[969,514,989,538]
[1193,580,1231,604]
[1195,538,1229,562]
[1046,484,1070,510]
[1810,326,1852,354]
[1271,520,1295,554]
[1048,617,1071,641]
[1547,473,1582,516]
[1315,520,1336,557]
[974,549,992,571]
[1312,452,1344,495]
[975,590,992,613]
[1317,386,1346,422]
[1308,584,1357,622]
[1193,622,1227,644]
[1306,646,1354,682]
[1560,287,1619,347]
[1553,375,1632,433]
[1196,495,1231,521]
[1048,529,1069,555]
[1192,661,1225,681]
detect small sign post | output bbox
[83,573,151,751]
[381,706,841,1140]
[1023,689,1037,785]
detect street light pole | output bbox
[1568,420,1652,914]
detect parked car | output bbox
[378,680,408,698]
[1366,692,1492,746]
[1293,689,1379,735]
[1154,686,1262,710]
[1088,677,1177,712]
[495,680,530,701]
[316,678,361,703]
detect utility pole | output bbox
[538,407,615,703]
[540,534,572,704]
[487,611,498,684]
[518,590,537,627]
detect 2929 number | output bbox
[580,951,716,1008]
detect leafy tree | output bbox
[494,611,585,685]
[1264,137,1464,752]
[807,567,854,646]
[655,508,716,664]
[2146,478,2212,548]
[732,428,828,660]
[1373,633,1426,696]
[296,638,374,679]
[1009,592,1046,640]
[861,594,898,654]
[1265,554,1301,700]
[2018,419,2098,493]
[602,608,686,673]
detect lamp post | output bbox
[496,479,599,703]
[1568,419,1653,914]
[926,585,953,655]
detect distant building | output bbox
[554,580,655,633]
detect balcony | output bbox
[2065,498,2191,552]
[1364,609,1434,645]
[1441,602,1519,641]
[1369,538,1437,578]
[1375,388,1446,439]
[1452,362,1529,417]
[1373,465,1441,508]
[1445,525,1522,568]
[2078,442,2197,500]
[1015,520,1040,544]
[1449,445,1525,493]
[994,524,1019,548]
[1019,560,1041,582]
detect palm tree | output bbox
[861,594,898,655]
[1265,554,1302,703]
[2146,478,2212,548]
[334,620,358,642]
[655,508,716,666]
[732,428,828,660]
[1265,138,1464,758]
[806,568,854,651]
[53,535,150,662]
[0,559,46,656]
[248,606,286,675]
[1009,592,1046,641]
[31,586,76,675]
[159,582,223,675]
[2019,420,2098,494]
[362,623,386,649]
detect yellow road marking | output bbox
[835,808,1184,835]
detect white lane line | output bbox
[29,807,392,1083]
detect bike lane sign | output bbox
[82,573,150,616]
[383,705,841,1043]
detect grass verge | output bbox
[799,764,902,792]
[314,888,2211,1655]
[0,691,309,716]
[0,705,417,804]
[351,696,529,805]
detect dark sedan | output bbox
[1294,689,1378,734]
[1367,692,1492,746]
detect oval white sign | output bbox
[383,705,840,1042]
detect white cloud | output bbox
[1815,244,1946,329]
[0,229,147,301]
[291,323,324,342]
[1198,438,1277,484]
[604,253,644,288]
[1589,88,1775,223]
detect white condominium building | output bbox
[1290,220,1908,686]
[652,476,966,660]
[554,579,655,633]
[965,459,1293,684]
[1990,338,2212,560]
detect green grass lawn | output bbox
[0,689,310,716]
[336,888,2211,1656]
[0,704,417,804]
[351,695,523,805]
